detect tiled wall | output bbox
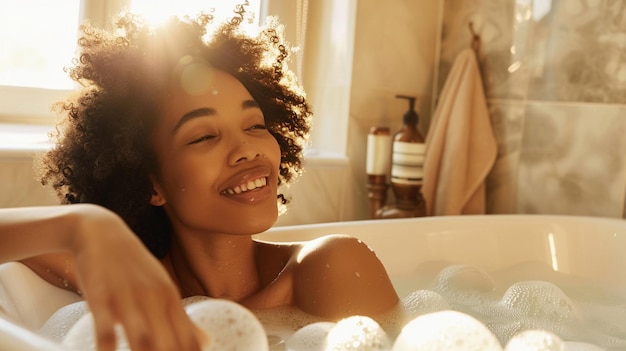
[438,0,626,218]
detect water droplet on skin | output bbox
[64,259,71,273]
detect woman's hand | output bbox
[68,205,206,351]
[1,204,206,350]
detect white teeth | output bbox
[223,177,267,195]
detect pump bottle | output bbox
[377,95,426,218]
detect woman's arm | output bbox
[0,204,205,351]
[1,205,86,293]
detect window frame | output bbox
[0,0,127,125]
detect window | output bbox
[0,0,80,90]
[0,0,81,123]
[0,0,261,124]
[0,0,350,159]
[129,0,262,29]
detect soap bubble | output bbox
[401,289,450,318]
[62,313,129,351]
[325,315,390,351]
[498,280,583,342]
[391,310,502,351]
[285,322,336,351]
[489,318,537,346]
[432,265,498,306]
[504,329,564,351]
[62,298,268,351]
[39,301,89,342]
[500,281,580,324]
[185,298,269,351]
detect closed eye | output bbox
[247,124,267,131]
[187,134,216,145]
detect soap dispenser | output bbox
[376,95,426,218]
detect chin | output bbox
[228,208,278,235]
[248,216,278,234]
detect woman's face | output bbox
[150,67,281,237]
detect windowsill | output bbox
[0,123,54,159]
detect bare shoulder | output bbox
[294,234,378,266]
[293,234,399,319]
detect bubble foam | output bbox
[285,322,336,351]
[325,316,390,351]
[62,298,268,351]
[185,298,268,351]
[392,310,502,351]
[53,263,625,351]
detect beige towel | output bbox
[422,48,497,216]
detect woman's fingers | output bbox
[165,300,207,351]
[84,294,204,351]
[83,276,204,351]
[119,291,204,351]
[67,209,206,350]
[164,301,207,351]
[89,304,119,351]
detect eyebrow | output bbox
[172,99,261,134]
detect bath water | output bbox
[42,262,625,350]
[252,262,626,350]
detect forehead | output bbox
[168,58,249,97]
[157,64,255,120]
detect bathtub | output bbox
[1,214,625,350]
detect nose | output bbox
[228,138,261,165]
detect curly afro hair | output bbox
[38,5,312,258]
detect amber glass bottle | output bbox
[377,95,426,218]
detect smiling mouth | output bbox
[221,177,268,195]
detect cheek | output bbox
[156,153,213,196]
[268,139,282,170]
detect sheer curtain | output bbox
[265,0,358,225]
[264,0,357,158]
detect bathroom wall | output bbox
[436,0,626,218]
[276,0,443,225]
[343,0,626,221]
[344,0,443,221]
[0,124,58,208]
[3,0,625,222]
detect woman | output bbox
[0,6,398,351]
